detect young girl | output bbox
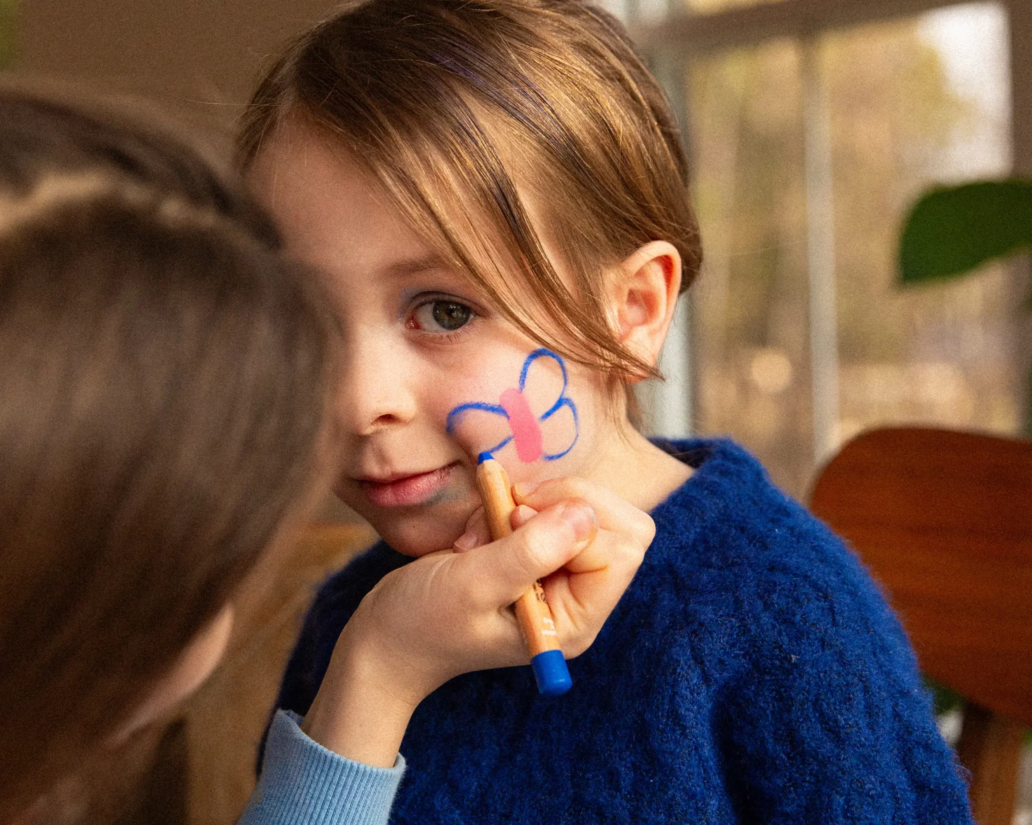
[240,1,974,822]
[0,85,648,825]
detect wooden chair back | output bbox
[810,427,1032,825]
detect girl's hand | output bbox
[510,477,655,659]
[302,480,653,767]
[455,476,655,659]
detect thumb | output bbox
[467,499,597,607]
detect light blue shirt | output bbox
[238,711,405,825]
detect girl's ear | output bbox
[609,241,682,381]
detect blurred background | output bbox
[3,0,1030,822]
[619,0,1032,502]
[5,0,1027,502]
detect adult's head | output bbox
[0,85,339,819]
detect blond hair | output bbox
[239,0,702,401]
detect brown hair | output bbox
[0,85,339,819]
[238,0,701,400]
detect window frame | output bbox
[628,0,1032,455]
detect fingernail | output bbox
[513,481,540,498]
[453,530,478,551]
[558,500,597,543]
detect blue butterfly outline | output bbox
[445,348,579,461]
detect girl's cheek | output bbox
[442,352,585,481]
[495,453,565,488]
[442,393,512,460]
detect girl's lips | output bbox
[357,464,457,508]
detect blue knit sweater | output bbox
[277,438,973,823]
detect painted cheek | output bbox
[444,349,580,464]
[442,397,511,458]
[500,387,543,463]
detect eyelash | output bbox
[405,294,480,338]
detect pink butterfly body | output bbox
[446,349,579,464]
[499,387,544,463]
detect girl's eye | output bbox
[409,299,475,333]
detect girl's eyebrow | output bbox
[384,253,452,280]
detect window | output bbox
[629,0,1028,501]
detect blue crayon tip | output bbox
[477,451,494,464]
[531,649,573,696]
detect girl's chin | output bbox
[375,517,469,558]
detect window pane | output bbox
[683,3,1014,499]
[687,39,814,496]
[680,0,786,12]
[826,4,1015,447]
[601,0,784,22]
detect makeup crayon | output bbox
[475,452,573,696]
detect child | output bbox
[0,85,647,825]
[240,1,974,822]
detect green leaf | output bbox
[925,677,963,717]
[899,179,1032,285]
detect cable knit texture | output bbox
[277,438,973,823]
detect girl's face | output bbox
[251,123,613,556]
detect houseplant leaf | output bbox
[899,179,1032,285]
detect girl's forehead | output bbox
[251,125,422,262]
[252,115,590,335]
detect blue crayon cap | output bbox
[531,649,573,696]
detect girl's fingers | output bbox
[540,527,642,657]
[445,479,650,665]
[506,479,652,658]
[461,500,597,607]
[510,503,538,530]
[512,477,655,548]
[513,477,653,580]
[453,505,491,552]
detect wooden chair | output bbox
[810,427,1032,825]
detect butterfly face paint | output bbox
[446,349,579,463]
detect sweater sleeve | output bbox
[238,711,405,825]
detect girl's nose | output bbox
[336,335,418,436]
